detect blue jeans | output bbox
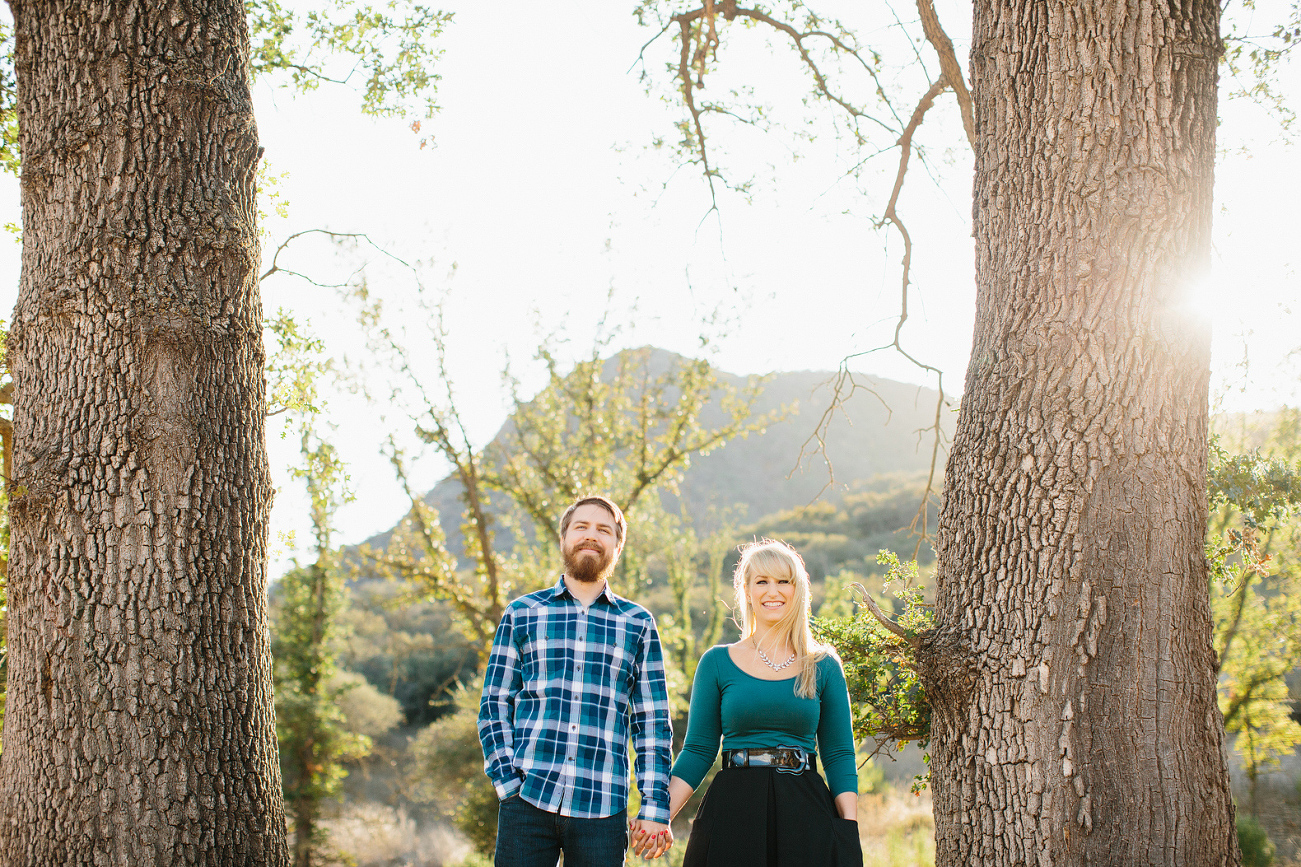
[495,794,628,867]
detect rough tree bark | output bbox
[922,0,1237,862]
[0,2,289,865]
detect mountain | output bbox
[362,348,955,556]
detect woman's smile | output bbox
[750,574,795,623]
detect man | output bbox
[478,495,674,866]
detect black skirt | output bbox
[681,766,863,867]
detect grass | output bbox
[858,787,936,867]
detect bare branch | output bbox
[879,78,947,308]
[667,4,903,201]
[914,0,976,146]
[793,81,950,543]
[631,20,676,74]
[675,15,722,211]
[258,62,352,87]
[728,7,898,137]
[259,228,414,285]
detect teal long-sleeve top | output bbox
[670,644,859,798]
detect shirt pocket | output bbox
[528,616,581,687]
[599,619,643,697]
[517,620,558,689]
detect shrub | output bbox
[1237,813,1275,867]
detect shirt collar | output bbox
[549,576,618,607]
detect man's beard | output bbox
[562,540,616,584]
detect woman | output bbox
[635,538,862,865]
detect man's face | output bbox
[561,503,622,584]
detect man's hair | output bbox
[558,495,627,546]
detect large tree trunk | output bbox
[924,0,1237,862]
[0,2,289,864]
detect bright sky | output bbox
[0,1,1296,567]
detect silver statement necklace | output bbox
[755,640,796,672]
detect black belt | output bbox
[721,747,814,775]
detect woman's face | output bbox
[748,570,796,630]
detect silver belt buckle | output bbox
[774,745,808,775]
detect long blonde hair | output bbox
[733,538,832,699]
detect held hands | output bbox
[629,819,673,860]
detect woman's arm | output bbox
[816,655,861,808]
[834,790,858,821]
[668,776,696,821]
[669,648,725,790]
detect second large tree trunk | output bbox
[924,0,1238,862]
[0,2,289,864]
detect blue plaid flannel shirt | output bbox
[477,578,673,822]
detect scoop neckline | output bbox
[723,643,800,683]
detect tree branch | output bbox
[914,0,975,146]
[852,583,920,650]
[796,80,950,550]
[259,228,414,285]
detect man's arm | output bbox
[477,607,524,799]
[628,614,673,824]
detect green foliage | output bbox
[273,561,372,841]
[332,670,403,738]
[266,311,332,422]
[272,357,374,863]
[817,568,861,620]
[857,756,886,795]
[338,579,478,726]
[255,161,293,241]
[1209,415,1301,816]
[364,442,498,647]
[624,504,735,721]
[1236,812,1276,867]
[1222,0,1301,132]
[407,677,501,856]
[1209,439,1301,528]
[1210,532,1301,815]
[814,551,934,787]
[445,853,495,867]
[862,828,936,867]
[248,0,452,126]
